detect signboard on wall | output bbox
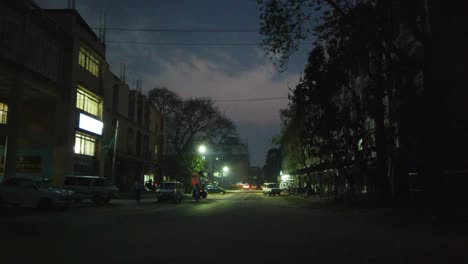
[79,113,103,135]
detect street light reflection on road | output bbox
[189,200,222,214]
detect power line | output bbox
[107,41,262,46]
[93,27,258,33]
[106,41,314,46]
[214,97,288,102]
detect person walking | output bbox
[191,174,200,201]
[132,178,143,204]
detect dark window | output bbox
[112,85,119,112]
[128,128,134,154]
[137,94,143,125]
[143,135,149,158]
[159,183,176,189]
[64,177,76,185]
[94,178,112,186]
[128,92,135,120]
[94,178,104,186]
[144,103,150,129]
[136,131,142,156]
[76,177,92,186]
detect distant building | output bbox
[249,166,263,187]
[200,136,250,188]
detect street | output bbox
[1,192,467,264]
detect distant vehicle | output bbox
[205,184,226,195]
[155,181,184,203]
[63,176,119,205]
[0,177,73,210]
[243,183,250,190]
[262,182,281,196]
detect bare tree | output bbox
[147,87,183,182]
[168,98,236,160]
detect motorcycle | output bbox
[144,181,156,192]
[192,186,208,201]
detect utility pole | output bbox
[111,120,119,183]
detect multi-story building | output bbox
[102,73,162,191]
[0,1,162,188]
[0,1,73,183]
[44,8,107,181]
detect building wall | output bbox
[0,2,163,188]
[46,9,106,183]
[0,1,69,183]
[102,70,161,190]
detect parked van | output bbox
[63,176,118,205]
[155,181,184,203]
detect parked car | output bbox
[155,181,184,203]
[205,184,226,195]
[243,183,250,190]
[262,182,281,196]
[0,177,73,210]
[62,176,119,205]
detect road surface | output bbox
[1,192,467,263]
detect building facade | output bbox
[45,8,107,182]
[0,1,73,183]
[102,73,161,191]
[0,1,162,188]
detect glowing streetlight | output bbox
[198,145,207,154]
[221,166,229,188]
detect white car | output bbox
[0,177,73,210]
[63,176,119,205]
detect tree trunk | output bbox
[373,57,391,205]
[156,117,165,184]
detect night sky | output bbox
[38,0,314,166]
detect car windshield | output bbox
[95,178,114,186]
[159,183,176,189]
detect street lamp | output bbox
[198,145,207,154]
[221,166,229,188]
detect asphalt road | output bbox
[1,192,467,264]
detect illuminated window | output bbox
[78,46,101,77]
[0,103,8,124]
[76,85,101,118]
[74,132,96,156]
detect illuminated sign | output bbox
[79,113,103,135]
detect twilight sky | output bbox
[38,0,314,166]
